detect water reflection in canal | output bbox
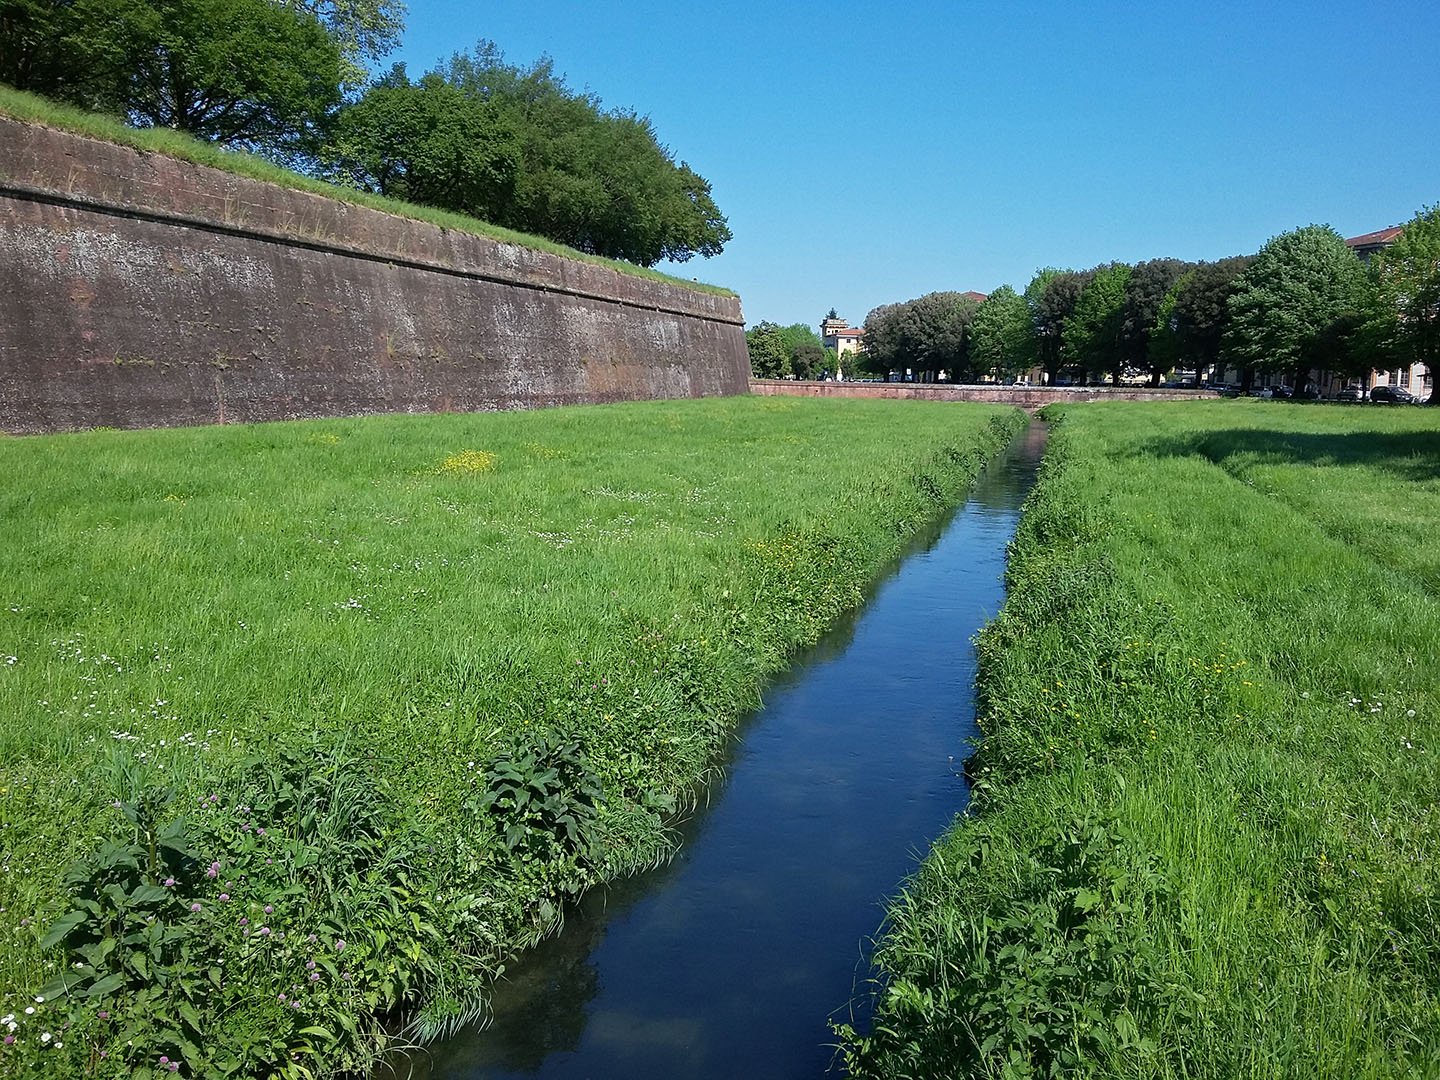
[414,421,1048,1079]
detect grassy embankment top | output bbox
[841,399,1440,1078]
[0,396,1023,1077]
[0,84,735,299]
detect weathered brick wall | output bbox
[0,118,750,434]
[750,379,1218,408]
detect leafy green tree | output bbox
[862,292,981,383]
[324,67,519,218]
[17,0,345,150]
[1028,269,1092,383]
[791,343,825,380]
[1172,256,1253,384]
[745,322,791,379]
[857,302,903,379]
[776,322,822,356]
[773,323,825,379]
[421,43,730,266]
[1064,263,1133,384]
[280,0,404,93]
[1223,226,1370,388]
[0,0,69,95]
[968,285,1034,381]
[1365,205,1440,403]
[1147,276,1187,382]
[1122,258,1191,385]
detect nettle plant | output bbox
[473,729,605,909]
[27,743,465,1079]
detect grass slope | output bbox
[0,396,1023,1076]
[0,85,733,297]
[840,400,1440,1079]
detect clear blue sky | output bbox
[392,1,1440,332]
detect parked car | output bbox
[1370,384,1418,404]
[1336,386,1367,403]
[1269,385,1294,399]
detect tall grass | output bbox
[0,396,1023,1076]
[839,400,1440,1079]
[0,85,733,297]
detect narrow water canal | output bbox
[415,422,1048,1079]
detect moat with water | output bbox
[408,422,1048,1079]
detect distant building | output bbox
[820,315,863,378]
[1344,225,1403,263]
[820,315,863,358]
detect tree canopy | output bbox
[1064,263,1133,384]
[2,0,344,149]
[1171,256,1253,379]
[968,285,1033,381]
[745,322,791,379]
[1122,258,1191,384]
[1027,269,1092,382]
[325,67,519,218]
[1223,226,1369,383]
[280,0,404,93]
[861,292,981,382]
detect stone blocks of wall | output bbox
[0,117,750,434]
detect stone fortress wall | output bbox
[0,117,750,435]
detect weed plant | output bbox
[838,400,1440,1078]
[0,396,1022,1076]
[0,85,733,298]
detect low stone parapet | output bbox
[750,380,1216,408]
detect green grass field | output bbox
[0,396,1022,1077]
[839,400,1440,1079]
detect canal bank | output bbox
[409,422,1048,1079]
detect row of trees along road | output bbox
[745,321,839,381]
[850,208,1438,401]
[0,0,730,267]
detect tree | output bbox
[858,302,903,379]
[3,0,396,105]
[420,42,730,266]
[1223,225,1370,388]
[791,343,825,380]
[745,322,791,379]
[968,285,1034,381]
[325,67,520,218]
[774,323,825,379]
[1366,205,1440,403]
[0,1,70,96]
[279,0,404,93]
[1064,263,1133,384]
[1172,256,1253,384]
[861,292,980,383]
[19,0,345,150]
[1027,269,1092,383]
[1147,276,1187,382]
[1122,258,1191,385]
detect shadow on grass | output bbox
[1141,426,1440,483]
